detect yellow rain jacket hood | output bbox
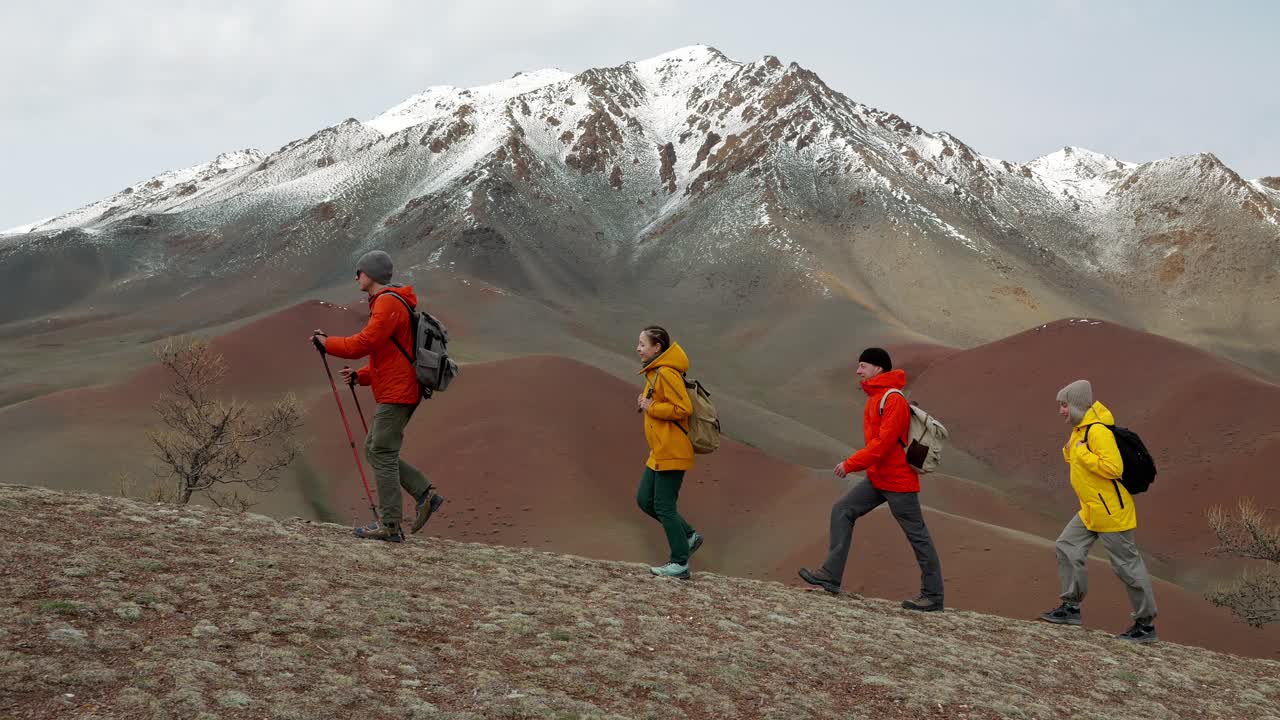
[639,343,694,472]
[1064,401,1136,532]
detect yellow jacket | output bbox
[1064,401,1136,532]
[639,343,694,472]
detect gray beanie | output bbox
[1057,380,1093,424]
[356,250,393,284]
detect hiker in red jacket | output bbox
[799,348,944,611]
[310,250,443,542]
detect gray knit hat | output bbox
[356,250,393,284]
[1057,380,1093,424]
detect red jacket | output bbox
[841,369,919,493]
[324,285,420,405]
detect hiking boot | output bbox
[902,595,944,612]
[411,491,445,534]
[798,567,841,594]
[687,532,704,557]
[1117,619,1158,644]
[649,563,691,580]
[353,524,403,543]
[1039,602,1082,626]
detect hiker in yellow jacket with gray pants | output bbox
[1039,380,1159,643]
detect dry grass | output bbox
[1,483,1277,720]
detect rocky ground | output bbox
[1,483,1277,720]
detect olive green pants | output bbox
[365,403,431,531]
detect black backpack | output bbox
[1084,424,1157,495]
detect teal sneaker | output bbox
[687,532,704,556]
[649,563,691,579]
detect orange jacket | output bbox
[639,343,694,472]
[324,286,420,405]
[841,369,919,493]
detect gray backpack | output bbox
[380,292,459,399]
[878,389,948,474]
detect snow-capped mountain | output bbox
[4,46,1278,367]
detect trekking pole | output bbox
[314,338,378,523]
[344,367,369,435]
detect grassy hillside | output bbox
[1,484,1277,720]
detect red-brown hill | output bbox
[910,318,1280,586]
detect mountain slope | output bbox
[2,483,1277,720]
[3,46,1277,373]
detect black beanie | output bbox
[858,347,893,372]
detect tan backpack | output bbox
[879,389,948,474]
[680,376,721,455]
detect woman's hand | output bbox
[638,397,654,412]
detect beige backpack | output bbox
[879,389,948,474]
[680,376,721,455]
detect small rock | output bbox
[115,604,143,622]
[176,517,202,528]
[217,690,252,709]
[192,621,221,638]
[48,627,88,647]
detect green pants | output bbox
[637,467,695,565]
[365,403,431,531]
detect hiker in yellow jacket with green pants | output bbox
[635,326,703,580]
[1039,380,1158,643]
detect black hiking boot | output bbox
[412,491,445,534]
[1116,618,1158,644]
[902,595,944,612]
[1039,602,1082,626]
[354,524,404,543]
[798,567,841,594]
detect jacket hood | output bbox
[640,342,690,375]
[1076,401,1115,428]
[861,368,908,395]
[374,284,418,308]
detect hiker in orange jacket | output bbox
[635,326,703,580]
[799,348,944,611]
[310,250,443,542]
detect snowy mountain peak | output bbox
[1028,146,1134,182]
[632,45,730,70]
[366,68,573,136]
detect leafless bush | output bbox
[148,338,303,505]
[1206,499,1280,627]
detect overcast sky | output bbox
[2,0,1276,229]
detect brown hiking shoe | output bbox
[411,491,444,534]
[798,567,841,594]
[901,595,943,612]
[353,524,404,543]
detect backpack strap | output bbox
[648,367,691,435]
[374,290,416,365]
[877,389,910,449]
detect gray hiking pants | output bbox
[1055,514,1158,620]
[366,403,431,531]
[822,478,944,603]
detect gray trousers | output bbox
[365,403,432,531]
[822,478,944,602]
[1055,514,1158,621]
